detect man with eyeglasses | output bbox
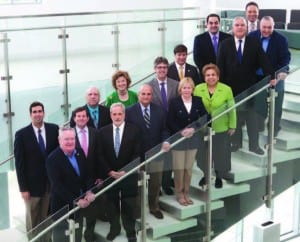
[14,101,59,240]
[193,13,231,82]
[148,56,178,197]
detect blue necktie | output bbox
[92,110,98,128]
[114,127,120,156]
[212,35,218,55]
[237,39,243,64]
[38,129,46,154]
[144,108,150,128]
[160,82,168,111]
[69,155,80,176]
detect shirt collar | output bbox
[113,122,125,131]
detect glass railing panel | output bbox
[28,205,69,242]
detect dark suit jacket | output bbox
[75,126,104,181]
[148,77,179,110]
[248,30,291,89]
[70,104,111,129]
[193,31,232,81]
[96,122,140,177]
[217,35,274,97]
[14,123,59,197]
[167,62,201,85]
[167,96,208,150]
[46,147,92,213]
[126,103,170,160]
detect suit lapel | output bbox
[152,80,163,105]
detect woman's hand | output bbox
[227,129,235,136]
[181,128,195,138]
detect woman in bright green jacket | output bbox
[194,63,236,188]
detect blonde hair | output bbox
[178,77,195,94]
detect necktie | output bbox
[160,82,168,111]
[69,156,80,176]
[144,108,150,128]
[237,39,243,64]
[212,34,218,55]
[179,66,184,80]
[80,129,88,157]
[38,129,46,154]
[114,127,120,157]
[92,110,98,128]
[261,37,269,52]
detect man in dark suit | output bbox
[126,84,170,219]
[168,44,200,85]
[72,106,106,242]
[245,1,260,33]
[217,16,274,155]
[97,103,140,242]
[14,101,59,240]
[249,16,291,137]
[148,56,178,195]
[46,127,95,242]
[193,13,231,82]
[70,86,111,129]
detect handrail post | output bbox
[264,87,277,214]
[203,126,214,242]
[66,219,78,242]
[0,32,14,169]
[58,28,70,122]
[140,170,148,242]
[158,11,166,57]
[112,24,120,71]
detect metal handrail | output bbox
[29,77,276,242]
[0,155,14,166]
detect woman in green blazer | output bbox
[194,63,236,188]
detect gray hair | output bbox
[110,102,125,113]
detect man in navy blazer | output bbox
[193,13,231,82]
[97,103,140,242]
[70,86,111,129]
[126,84,170,219]
[217,16,274,155]
[168,44,200,85]
[46,127,95,242]
[148,56,178,196]
[249,16,291,136]
[14,101,59,238]
[72,106,107,242]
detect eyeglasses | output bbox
[155,65,168,69]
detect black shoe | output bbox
[127,235,137,242]
[150,210,164,219]
[231,144,240,152]
[199,177,206,187]
[106,229,121,241]
[215,178,223,188]
[163,187,174,195]
[249,146,264,155]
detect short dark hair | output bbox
[154,56,169,67]
[206,13,220,23]
[29,101,44,113]
[173,44,188,54]
[72,106,88,117]
[245,1,259,10]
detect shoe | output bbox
[106,228,121,241]
[177,197,188,206]
[163,187,174,195]
[185,197,194,205]
[249,146,264,155]
[128,236,137,242]
[274,127,281,137]
[150,210,164,219]
[215,178,223,188]
[231,144,240,152]
[199,177,206,187]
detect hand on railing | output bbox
[109,170,126,179]
[276,72,288,81]
[181,127,195,138]
[161,141,171,152]
[84,191,96,203]
[269,78,277,87]
[77,198,90,208]
[21,191,30,201]
[227,128,235,136]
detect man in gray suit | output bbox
[148,56,178,195]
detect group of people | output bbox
[13,1,291,242]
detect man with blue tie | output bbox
[249,16,291,137]
[70,86,111,129]
[97,103,140,242]
[14,101,59,240]
[148,57,178,195]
